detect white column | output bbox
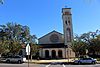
[49,49,52,58]
[63,48,66,58]
[56,49,58,58]
[43,49,45,58]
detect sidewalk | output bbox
[25,59,74,64]
[25,59,100,64]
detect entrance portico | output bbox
[39,47,75,59]
[39,46,70,59]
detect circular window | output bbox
[50,34,59,43]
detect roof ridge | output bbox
[38,30,63,40]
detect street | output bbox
[0,63,100,67]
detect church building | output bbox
[38,8,75,59]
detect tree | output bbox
[30,43,39,60]
[0,23,27,55]
[0,0,3,4]
[88,34,100,57]
[72,29,100,58]
[0,22,39,58]
[0,25,9,55]
[81,30,100,57]
[28,35,39,60]
[72,34,88,57]
[80,32,91,44]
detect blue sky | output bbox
[0,0,100,38]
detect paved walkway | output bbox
[25,59,74,64]
[25,59,100,64]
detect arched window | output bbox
[65,20,68,25]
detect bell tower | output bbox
[62,8,73,47]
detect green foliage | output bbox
[0,22,38,56]
[72,40,87,57]
[30,43,39,56]
[72,30,100,57]
[0,0,3,4]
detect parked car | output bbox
[74,57,97,64]
[5,55,23,64]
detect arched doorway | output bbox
[52,50,56,58]
[45,50,49,58]
[58,50,63,58]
